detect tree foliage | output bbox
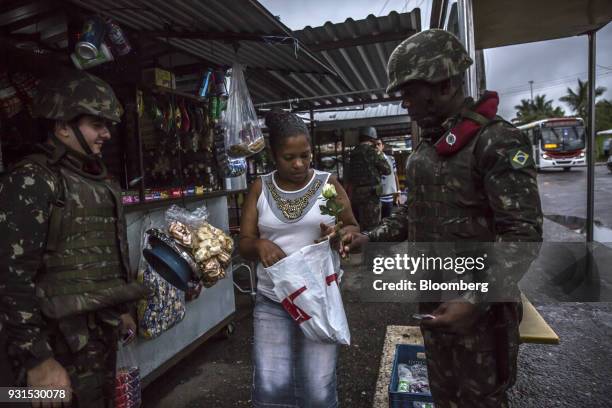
[596,99,612,132]
[559,79,606,120]
[513,94,565,125]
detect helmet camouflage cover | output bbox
[386,29,473,93]
[32,70,124,123]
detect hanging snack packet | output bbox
[223,63,265,158]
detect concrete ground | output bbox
[142,166,612,407]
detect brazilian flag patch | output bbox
[509,148,531,169]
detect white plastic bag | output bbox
[223,63,264,158]
[264,240,350,345]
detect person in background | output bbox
[344,126,391,230]
[239,111,359,407]
[377,140,401,218]
[0,70,147,407]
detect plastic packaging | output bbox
[397,363,431,394]
[115,343,141,408]
[223,63,264,158]
[165,204,209,232]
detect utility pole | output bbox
[528,80,534,102]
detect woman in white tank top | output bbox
[239,111,359,407]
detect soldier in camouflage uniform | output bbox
[340,30,543,407]
[345,126,391,230]
[0,70,147,407]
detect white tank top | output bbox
[256,169,336,301]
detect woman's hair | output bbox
[264,110,310,155]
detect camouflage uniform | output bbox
[366,30,544,407]
[0,70,146,406]
[346,127,391,230]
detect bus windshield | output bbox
[540,126,585,151]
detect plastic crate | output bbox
[388,344,435,408]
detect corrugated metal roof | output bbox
[289,9,421,109]
[155,7,421,109]
[1,2,421,110]
[307,101,407,122]
[69,0,333,73]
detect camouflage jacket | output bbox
[346,143,391,199]
[366,101,543,302]
[0,148,130,371]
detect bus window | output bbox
[541,126,585,151]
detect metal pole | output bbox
[586,31,596,243]
[254,87,387,108]
[309,108,316,167]
[458,0,477,98]
[529,80,534,102]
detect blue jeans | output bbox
[252,294,339,408]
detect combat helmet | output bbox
[358,126,378,140]
[386,29,473,93]
[32,69,123,123]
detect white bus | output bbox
[517,117,586,171]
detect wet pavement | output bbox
[142,166,612,408]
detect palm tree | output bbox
[513,94,565,124]
[559,79,606,119]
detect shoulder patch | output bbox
[508,148,532,169]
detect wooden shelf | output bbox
[144,85,206,103]
[124,189,247,213]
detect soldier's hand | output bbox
[340,230,369,256]
[27,357,72,407]
[316,222,343,246]
[256,239,287,268]
[420,300,481,334]
[120,313,137,344]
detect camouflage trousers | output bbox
[8,324,117,407]
[48,321,118,408]
[420,303,520,408]
[351,195,381,231]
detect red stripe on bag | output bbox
[326,273,338,286]
[281,286,311,324]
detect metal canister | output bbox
[76,16,106,60]
[71,43,114,70]
[106,18,131,56]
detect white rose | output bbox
[322,183,337,199]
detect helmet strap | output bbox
[69,123,95,156]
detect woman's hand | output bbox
[256,239,287,267]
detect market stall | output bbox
[0,1,336,398]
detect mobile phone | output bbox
[412,313,435,321]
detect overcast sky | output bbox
[260,0,612,120]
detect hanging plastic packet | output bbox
[223,63,265,158]
[105,18,131,56]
